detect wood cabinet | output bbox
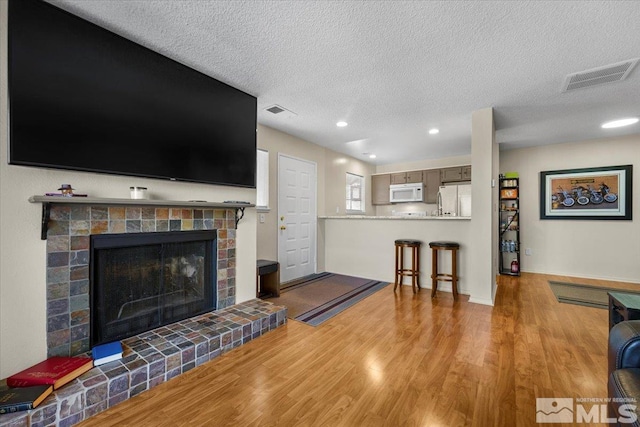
[441,165,471,183]
[390,171,423,185]
[423,169,441,204]
[372,167,468,205]
[390,173,406,185]
[371,174,391,205]
[406,171,423,183]
[462,165,472,181]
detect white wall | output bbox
[256,125,375,270]
[0,4,257,378]
[468,108,496,305]
[375,155,472,175]
[500,134,640,283]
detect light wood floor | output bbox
[78,273,638,426]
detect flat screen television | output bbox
[8,0,257,188]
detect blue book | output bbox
[92,341,123,366]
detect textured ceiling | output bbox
[48,0,640,165]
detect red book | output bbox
[7,357,93,389]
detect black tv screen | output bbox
[9,0,257,188]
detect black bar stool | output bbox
[429,241,460,299]
[394,239,421,293]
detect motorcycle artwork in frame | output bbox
[540,165,632,220]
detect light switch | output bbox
[259,213,265,223]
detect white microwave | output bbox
[389,183,423,203]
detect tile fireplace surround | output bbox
[0,201,287,427]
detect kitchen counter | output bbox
[320,215,473,296]
[319,215,470,220]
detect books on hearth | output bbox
[6,356,93,390]
[91,341,123,366]
[0,384,53,414]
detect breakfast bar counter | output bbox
[320,215,473,296]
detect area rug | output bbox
[268,273,389,326]
[548,281,640,309]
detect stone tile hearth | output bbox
[0,299,287,427]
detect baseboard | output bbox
[468,296,494,306]
[521,269,640,285]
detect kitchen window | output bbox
[256,149,269,210]
[346,172,365,213]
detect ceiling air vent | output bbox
[561,58,639,92]
[264,104,297,119]
[266,105,285,114]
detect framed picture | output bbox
[540,165,632,220]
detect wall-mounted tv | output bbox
[8,0,257,188]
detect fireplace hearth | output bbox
[91,230,217,346]
[4,199,290,427]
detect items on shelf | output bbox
[511,258,520,274]
[499,174,520,276]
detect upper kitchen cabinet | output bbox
[390,171,423,184]
[462,165,472,181]
[372,174,391,205]
[441,165,472,183]
[423,169,442,203]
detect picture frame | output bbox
[539,165,632,220]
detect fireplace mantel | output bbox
[29,196,254,239]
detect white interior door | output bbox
[278,154,317,283]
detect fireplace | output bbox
[44,204,237,358]
[90,231,217,346]
[6,200,289,427]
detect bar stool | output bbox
[394,239,421,293]
[429,241,460,299]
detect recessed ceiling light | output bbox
[601,118,639,129]
[336,121,348,127]
[429,128,439,135]
[369,154,377,159]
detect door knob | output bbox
[280,226,286,230]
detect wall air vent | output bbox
[561,58,639,92]
[264,104,297,119]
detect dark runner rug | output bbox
[548,281,640,309]
[268,273,389,326]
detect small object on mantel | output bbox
[223,200,251,205]
[46,184,87,197]
[58,184,74,196]
[129,186,148,200]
